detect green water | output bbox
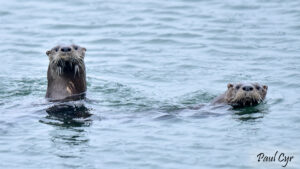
[0,0,300,168]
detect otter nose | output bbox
[242,86,253,91]
[61,47,71,52]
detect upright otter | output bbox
[212,83,268,107]
[46,44,87,101]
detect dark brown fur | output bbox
[212,83,268,107]
[46,44,87,101]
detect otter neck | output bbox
[46,65,86,101]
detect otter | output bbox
[46,44,87,101]
[212,83,268,107]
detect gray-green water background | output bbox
[0,0,300,169]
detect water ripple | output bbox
[1,0,300,168]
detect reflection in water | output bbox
[1,0,299,167]
[232,103,269,121]
[39,102,92,161]
[41,103,92,127]
[179,102,269,122]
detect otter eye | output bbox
[55,47,59,52]
[74,46,78,50]
[256,86,261,90]
[235,86,240,90]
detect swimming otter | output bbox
[46,44,87,101]
[212,83,268,107]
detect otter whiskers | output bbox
[74,65,79,78]
[46,44,87,100]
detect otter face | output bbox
[225,83,268,107]
[46,45,86,76]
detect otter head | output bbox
[46,44,86,77]
[225,83,268,107]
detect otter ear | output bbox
[46,50,51,56]
[81,47,86,58]
[263,85,268,90]
[227,83,233,89]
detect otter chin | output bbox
[46,44,87,101]
[212,83,268,108]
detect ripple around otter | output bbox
[0,0,300,169]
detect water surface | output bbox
[0,0,300,169]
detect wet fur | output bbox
[212,83,268,107]
[46,45,87,101]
